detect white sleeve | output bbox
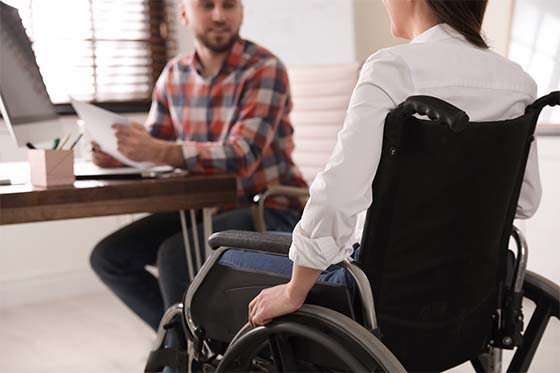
[516,140,542,219]
[289,50,413,270]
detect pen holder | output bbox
[28,149,75,187]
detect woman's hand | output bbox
[248,264,322,327]
[248,283,306,327]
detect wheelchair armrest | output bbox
[523,270,560,318]
[257,185,311,198]
[208,230,292,256]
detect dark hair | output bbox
[426,0,489,49]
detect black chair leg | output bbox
[471,348,502,373]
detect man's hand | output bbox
[112,123,185,167]
[91,141,125,168]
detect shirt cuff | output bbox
[288,223,354,270]
[181,143,198,171]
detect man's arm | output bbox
[113,123,186,168]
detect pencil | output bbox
[69,133,84,150]
[58,133,72,150]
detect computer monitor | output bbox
[0,2,62,148]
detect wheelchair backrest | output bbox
[357,95,544,371]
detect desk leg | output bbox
[202,208,213,260]
[179,210,195,282]
[189,209,202,271]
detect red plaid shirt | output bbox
[146,38,307,211]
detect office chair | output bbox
[146,91,560,373]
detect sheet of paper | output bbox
[71,99,155,169]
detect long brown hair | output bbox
[426,0,489,49]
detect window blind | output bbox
[4,0,176,105]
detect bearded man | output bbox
[89,0,306,334]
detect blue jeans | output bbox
[90,207,301,331]
[218,244,359,291]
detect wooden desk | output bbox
[0,174,237,225]
[0,174,237,279]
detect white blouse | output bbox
[289,24,542,270]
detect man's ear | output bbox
[179,1,189,26]
[240,2,244,26]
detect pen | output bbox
[69,133,83,150]
[58,134,71,150]
[52,138,60,150]
[26,142,36,149]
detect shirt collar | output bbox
[411,23,467,44]
[191,37,245,79]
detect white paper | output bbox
[71,99,155,169]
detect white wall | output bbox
[354,0,516,61]
[482,0,515,56]
[241,0,356,65]
[353,0,406,62]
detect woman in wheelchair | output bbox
[147,0,560,372]
[248,0,542,334]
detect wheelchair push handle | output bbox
[399,95,470,132]
[527,91,560,113]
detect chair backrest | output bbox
[357,95,549,372]
[287,64,359,184]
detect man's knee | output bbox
[157,235,185,274]
[89,239,114,277]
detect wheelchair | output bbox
[146,91,560,373]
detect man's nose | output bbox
[211,6,226,22]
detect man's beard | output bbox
[196,30,240,53]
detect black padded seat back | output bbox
[190,253,356,344]
[358,102,539,371]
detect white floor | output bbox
[0,292,154,373]
[0,293,558,373]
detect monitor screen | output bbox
[0,2,57,125]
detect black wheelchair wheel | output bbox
[215,305,406,373]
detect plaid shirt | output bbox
[146,38,307,211]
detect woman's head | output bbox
[382,0,489,49]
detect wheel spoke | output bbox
[268,334,298,372]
